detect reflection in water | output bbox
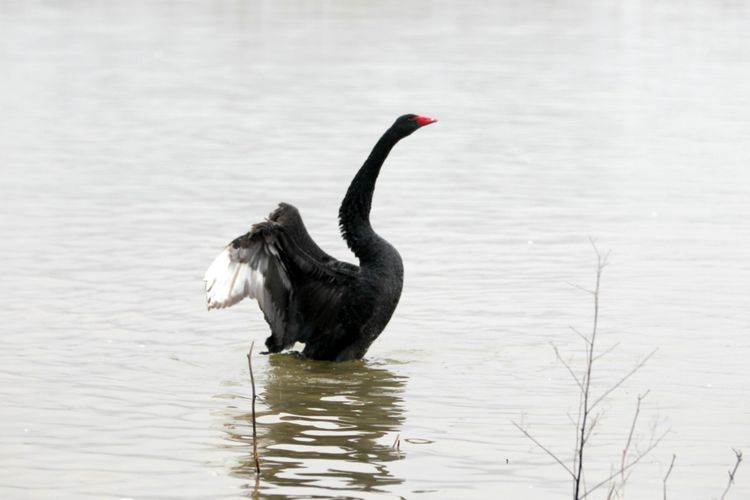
[222,355,407,498]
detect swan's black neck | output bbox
[338,128,402,263]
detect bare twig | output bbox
[622,392,650,475]
[590,349,658,411]
[720,448,743,500]
[569,326,592,346]
[574,243,606,500]
[566,411,578,427]
[663,453,676,500]
[572,338,589,491]
[592,342,620,362]
[391,433,401,451]
[512,421,575,478]
[589,237,612,269]
[580,429,668,499]
[605,464,617,500]
[514,241,664,500]
[609,391,650,498]
[584,411,603,445]
[567,281,595,295]
[246,342,260,475]
[553,343,583,389]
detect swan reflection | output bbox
[223,354,407,498]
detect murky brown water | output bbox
[1,1,749,498]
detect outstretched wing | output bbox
[204,203,357,352]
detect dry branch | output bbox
[573,241,607,500]
[663,453,676,500]
[553,343,583,389]
[622,391,650,476]
[569,326,592,346]
[719,448,743,500]
[607,391,651,499]
[515,241,663,500]
[592,342,620,362]
[391,433,401,451]
[590,350,658,411]
[246,342,260,475]
[580,429,668,499]
[512,421,575,478]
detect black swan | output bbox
[203,114,437,361]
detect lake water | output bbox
[1,1,749,498]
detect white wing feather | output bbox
[204,246,269,310]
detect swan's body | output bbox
[204,114,436,361]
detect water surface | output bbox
[1,1,749,498]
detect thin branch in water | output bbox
[580,429,669,499]
[574,242,607,500]
[615,391,651,497]
[584,410,603,445]
[605,464,617,500]
[512,421,575,478]
[589,237,611,269]
[391,433,401,451]
[622,391,650,472]
[590,349,658,411]
[720,448,743,500]
[246,342,260,475]
[567,281,595,295]
[552,343,583,389]
[592,342,620,362]
[569,326,592,346]
[663,453,676,500]
[566,411,578,428]
[571,333,590,493]
[517,242,662,500]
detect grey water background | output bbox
[1,1,749,498]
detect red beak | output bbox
[414,115,438,127]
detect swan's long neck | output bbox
[339,129,400,262]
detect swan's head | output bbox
[391,114,438,137]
